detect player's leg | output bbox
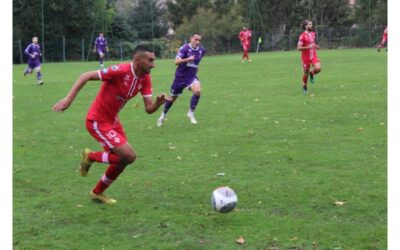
[34,65,43,85]
[246,46,252,62]
[24,62,35,76]
[90,142,135,203]
[309,61,321,84]
[98,51,104,67]
[157,81,183,127]
[86,121,134,204]
[23,65,32,76]
[242,46,247,63]
[187,81,201,124]
[302,62,310,93]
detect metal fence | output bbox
[13,25,386,64]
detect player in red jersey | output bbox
[53,46,171,204]
[238,27,252,63]
[377,26,388,52]
[297,20,321,93]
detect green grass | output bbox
[13,49,387,249]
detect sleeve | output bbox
[141,75,153,97]
[298,34,304,46]
[176,45,187,59]
[24,44,32,56]
[97,64,124,81]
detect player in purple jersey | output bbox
[23,36,43,85]
[93,32,109,67]
[157,34,205,126]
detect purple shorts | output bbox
[170,77,199,96]
[97,49,106,56]
[28,60,41,69]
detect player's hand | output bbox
[315,44,320,49]
[31,55,35,58]
[52,97,73,112]
[156,93,172,105]
[187,56,195,62]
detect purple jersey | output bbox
[174,44,205,83]
[95,36,108,52]
[24,43,41,62]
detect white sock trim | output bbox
[102,152,109,163]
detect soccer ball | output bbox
[211,186,238,213]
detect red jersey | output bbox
[383,27,388,40]
[239,30,252,47]
[298,31,318,62]
[87,62,153,123]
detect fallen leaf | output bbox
[333,200,346,206]
[236,236,245,244]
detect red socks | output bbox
[303,75,308,84]
[92,165,124,194]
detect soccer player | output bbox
[297,20,321,94]
[53,46,171,204]
[377,26,388,52]
[23,36,43,85]
[93,32,109,67]
[157,33,206,126]
[238,27,252,63]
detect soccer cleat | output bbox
[157,113,165,127]
[80,148,93,177]
[187,111,198,124]
[303,84,308,94]
[90,191,117,204]
[309,73,314,84]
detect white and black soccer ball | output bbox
[211,186,238,213]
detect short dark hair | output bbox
[132,45,154,56]
[303,20,312,30]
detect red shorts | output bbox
[86,119,127,151]
[302,57,320,71]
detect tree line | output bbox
[13,0,387,61]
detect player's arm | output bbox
[24,45,34,58]
[175,56,195,65]
[93,39,97,52]
[142,94,172,114]
[52,71,100,112]
[297,43,314,51]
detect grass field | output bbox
[13,49,387,249]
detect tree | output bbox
[166,0,212,29]
[128,0,169,40]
